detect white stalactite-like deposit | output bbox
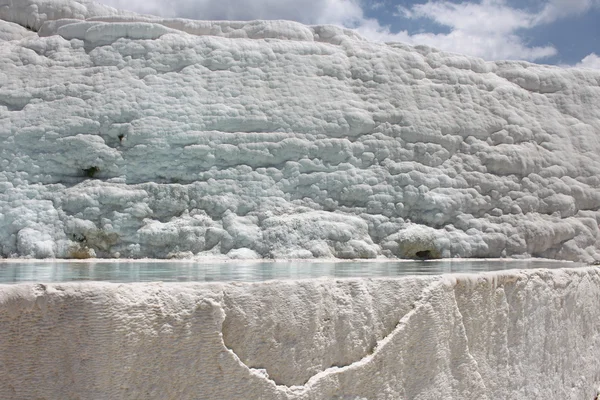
[1,0,600,261]
[0,267,599,399]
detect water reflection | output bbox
[0,259,584,284]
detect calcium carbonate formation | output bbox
[1,267,599,399]
[1,0,600,261]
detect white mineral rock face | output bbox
[1,267,599,399]
[1,0,600,261]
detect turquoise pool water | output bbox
[0,259,583,284]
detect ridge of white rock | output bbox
[1,267,599,399]
[1,0,600,260]
[0,0,135,31]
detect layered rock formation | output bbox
[1,0,600,260]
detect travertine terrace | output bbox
[1,0,600,261]
[1,267,599,399]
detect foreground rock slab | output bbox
[1,266,599,399]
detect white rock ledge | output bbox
[1,266,599,399]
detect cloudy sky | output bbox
[96,0,599,68]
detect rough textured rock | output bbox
[1,0,600,261]
[1,267,599,399]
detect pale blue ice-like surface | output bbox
[0,259,583,284]
[2,1,600,263]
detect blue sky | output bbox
[97,0,600,68]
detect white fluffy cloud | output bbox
[392,0,600,61]
[576,53,600,69]
[95,0,595,63]
[535,0,600,24]
[399,0,535,34]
